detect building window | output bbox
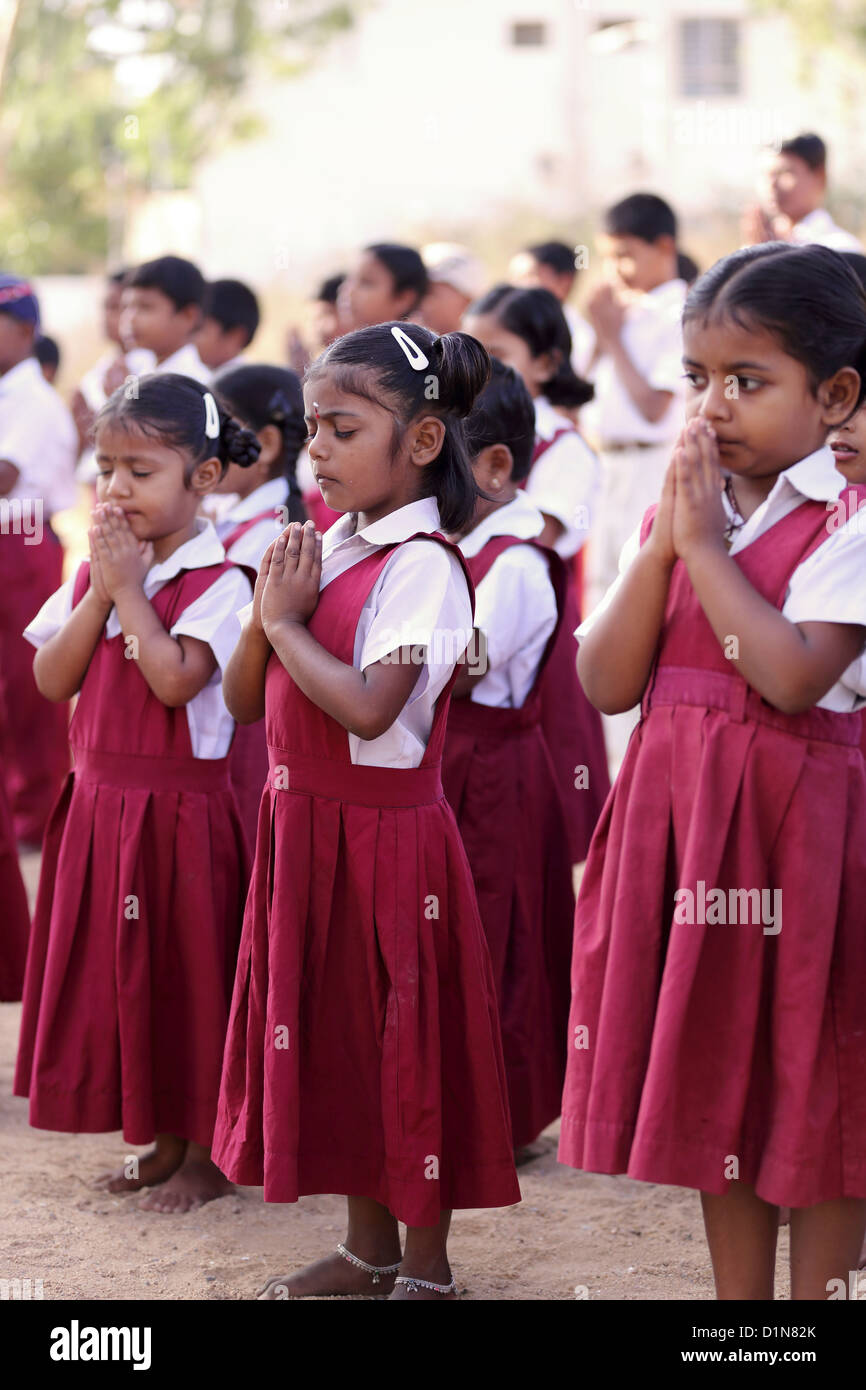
[510,21,547,47]
[680,18,741,96]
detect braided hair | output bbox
[214,364,307,523]
[95,372,261,481]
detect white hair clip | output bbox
[391,325,429,371]
[203,391,221,439]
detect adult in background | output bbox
[743,133,862,251]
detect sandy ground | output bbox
[3,852,793,1303]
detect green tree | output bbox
[0,0,357,272]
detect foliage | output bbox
[0,0,357,272]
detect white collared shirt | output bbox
[76,346,157,482]
[239,495,473,767]
[563,303,595,377]
[24,519,251,757]
[790,208,862,253]
[0,357,78,513]
[457,493,557,709]
[150,342,212,385]
[216,477,289,571]
[526,395,599,559]
[579,446,866,710]
[583,278,687,446]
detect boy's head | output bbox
[35,333,60,384]
[600,193,678,293]
[194,278,260,370]
[765,134,827,226]
[509,241,577,303]
[0,273,39,374]
[120,255,205,361]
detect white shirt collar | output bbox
[534,394,574,442]
[144,517,226,591]
[722,445,842,523]
[155,342,210,381]
[323,496,442,555]
[643,277,687,306]
[223,477,287,522]
[458,492,544,557]
[0,356,45,395]
[795,208,834,234]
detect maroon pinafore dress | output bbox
[222,510,280,852]
[559,493,866,1206]
[212,534,521,1225]
[443,535,575,1148]
[0,739,29,1000]
[14,562,250,1147]
[525,431,610,862]
[0,526,70,842]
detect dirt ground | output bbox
[2,850,792,1303]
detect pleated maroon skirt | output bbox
[213,535,521,1225]
[444,697,574,1147]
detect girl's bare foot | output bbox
[258,1248,401,1300]
[388,1209,457,1299]
[138,1142,233,1214]
[94,1134,186,1193]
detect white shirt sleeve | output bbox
[358,540,473,701]
[169,566,253,673]
[524,431,599,556]
[475,547,557,674]
[23,576,76,648]
[576,522,642,638]
[784,513,866,629]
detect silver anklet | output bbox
[394,1274,457,1296]
[336,1243,401,1285]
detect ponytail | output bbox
[215,363,308,521]
[468,284,594,409]
[307,321,491,532]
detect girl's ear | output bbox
[189,454,223,495]
[475,441,515,489]
[409,414,446,467]
[819,366,862,425]
[534,347,561,390]
[256,423,283,471]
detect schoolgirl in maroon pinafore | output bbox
[464,286,609,860]
[15,374,257,1214]
[441,361,575,1150]
[0,735,29,1000]
[211,365,309,850]
[213,323,519,1301]
[559,244,866,1301]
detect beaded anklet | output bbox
[394,1274,457,1296]
[335,1243,401,1285]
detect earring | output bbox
[491,478,501,489]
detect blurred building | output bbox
[127,0,866,282]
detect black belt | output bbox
[601,440,661,452]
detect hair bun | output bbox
[221,414,261,468]
[430,331,491,418]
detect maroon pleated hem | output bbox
[559,1116,866,1208]
[14,1082,219,1151]
[213,1143,521,1225]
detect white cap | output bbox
[422,243,486,301]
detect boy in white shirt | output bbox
[194,278,260,373]
[120,256,211,385]
[743,133,862,252]
[582,193,686,616]
[0,275,77,843]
